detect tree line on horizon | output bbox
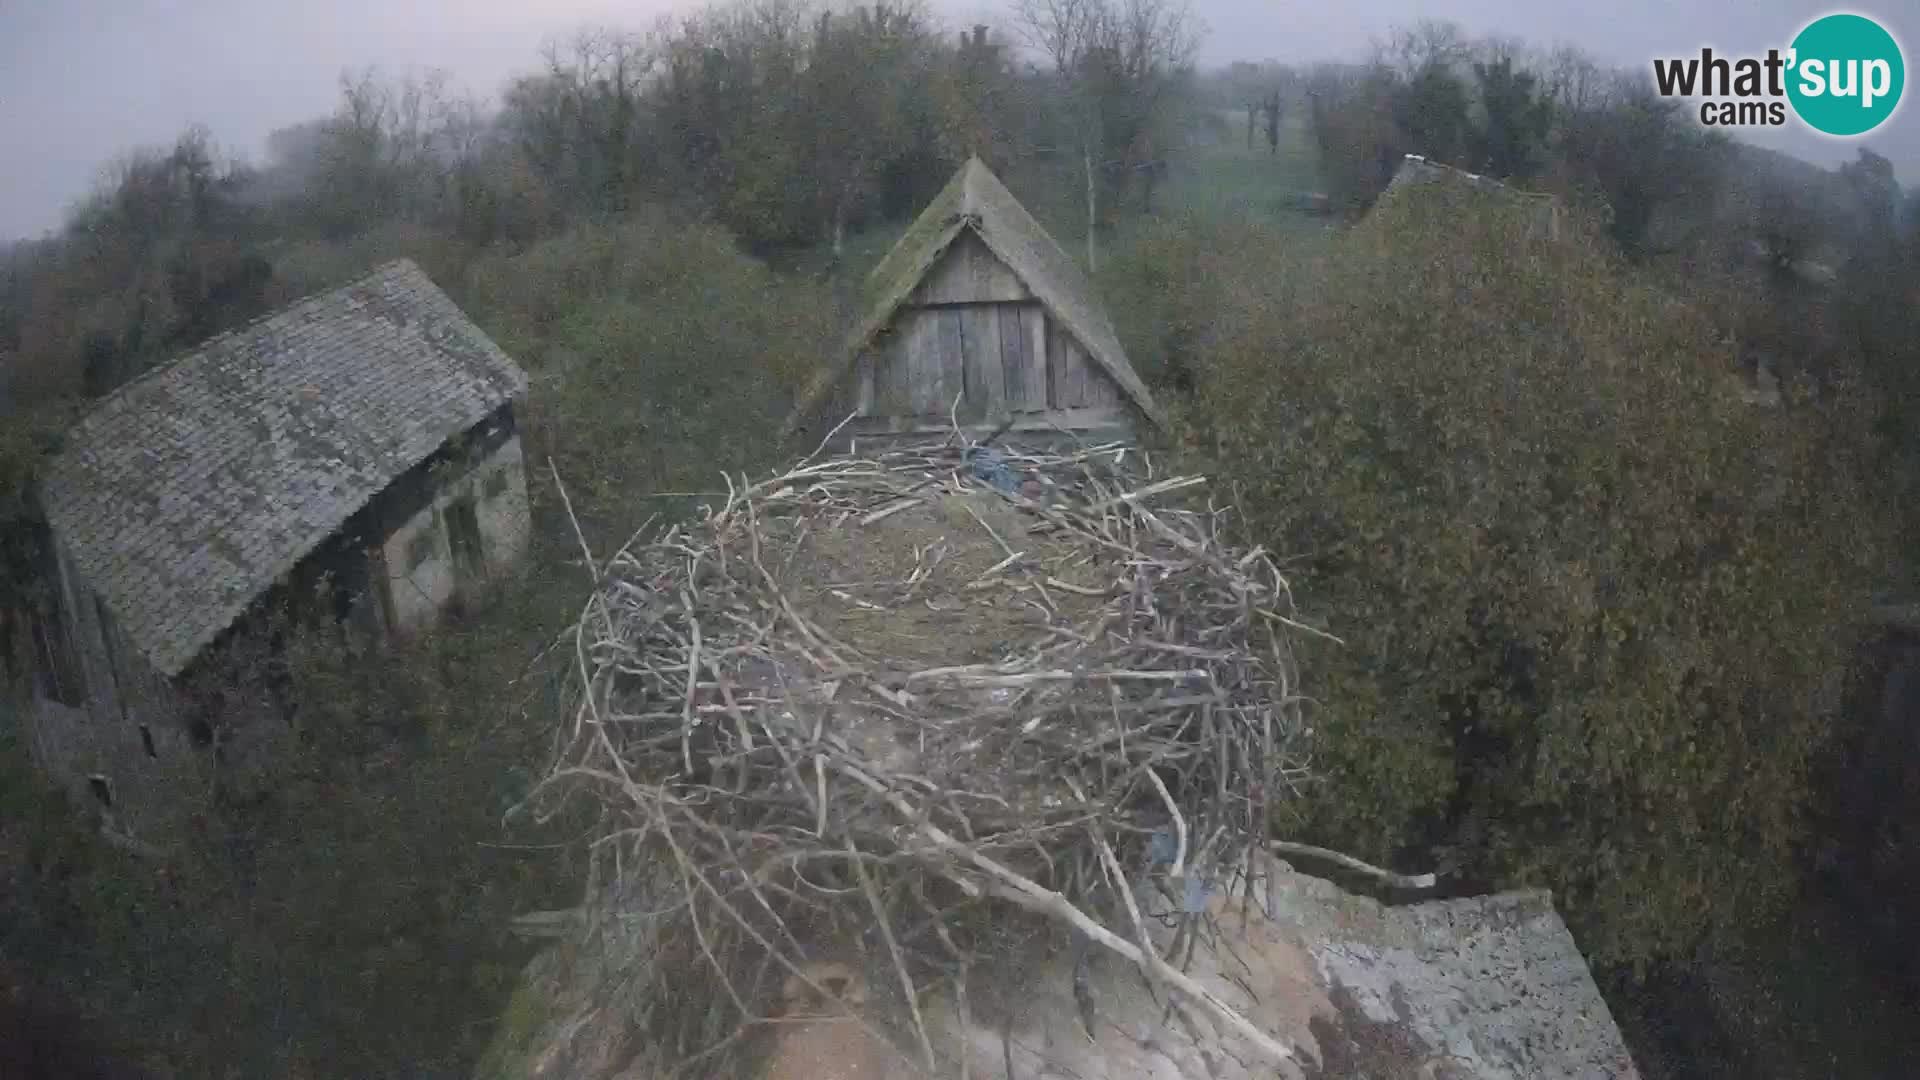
[2,7,1920,1078]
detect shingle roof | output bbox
[789,156,1163,430]
[38,259,527,677]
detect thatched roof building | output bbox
[790,157,1162,443]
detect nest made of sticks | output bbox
[533,435,1318,1077]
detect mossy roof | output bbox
[790,157,1163,430]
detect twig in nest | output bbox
[1269,840,1437,890]
[954,964,974,1080]
[547,456,599,582]
[1071,776,1166,1011]
[1145,767,1187,878]
[963,501,1019,560]
[806,409,861,464]
[546,436,1316,1074]
[837,762,1296,1065]
[847,836,937,1072]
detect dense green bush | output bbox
[0,562,589,1077]
[1157,185,1891,967]
[458,212,839,547]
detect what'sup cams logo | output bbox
[1652,12,1905,136]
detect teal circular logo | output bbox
[1786,14,1905,136]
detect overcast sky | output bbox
[1,0,1915,241]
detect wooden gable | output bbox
[907,233,1031,306]
[847,232,1131,434]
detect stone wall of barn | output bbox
[26,534,213,845]
[380,425,530,635]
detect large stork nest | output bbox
[533,435,1319,1077]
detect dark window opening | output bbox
[93,594,130,719]
[139,724,157,759]
[446,497,485,586]
[2,605,22,687]
[266,628,296,728]
[368,545,396,644]
[332,580,356,625]
[93,595,117,670]
[406,529,436,571]
[188,692,217,747]
[87,775,112,808]
[31,607,85,707]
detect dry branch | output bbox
[1268,841,1437,890]
[535,436,1315,1075]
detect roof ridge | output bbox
[791,157,1161,432]
[73,258,426,423]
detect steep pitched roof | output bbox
[1381,154,1566,239]
[790,156,1163,430]
[1384,154,1551,200]
[39,259,527,677]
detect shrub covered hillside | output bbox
[458,212,840,543]
[1142,188,1893,971]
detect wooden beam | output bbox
[843,407,1131,437]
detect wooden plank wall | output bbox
[1047,320,1121,410]
[1001,306,1048,411]
[910,233,1030,306]
[853,232,1127,432]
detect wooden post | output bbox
[1084,147,1097,274]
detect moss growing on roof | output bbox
[855,160,977,325]
[792,157,1163,430]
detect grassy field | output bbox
[1158,108,1328,229]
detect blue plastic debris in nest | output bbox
[1148,828,1179,867]
[965,446,1020,494]
[1148,827,1218,913]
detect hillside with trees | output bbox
[4,6,1919,1078]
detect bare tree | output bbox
[1107,0,1202,74]
[1542,44,1606,117]
[1013,0,1104,73]
[1373,19,1471,79]
[1474,35,1526,69]
[501,27,661,213]
[1012,0,1201,270]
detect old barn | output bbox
[26,259,530,846]
[791,156,1162,442]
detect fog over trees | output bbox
[3,3,1919,1078]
